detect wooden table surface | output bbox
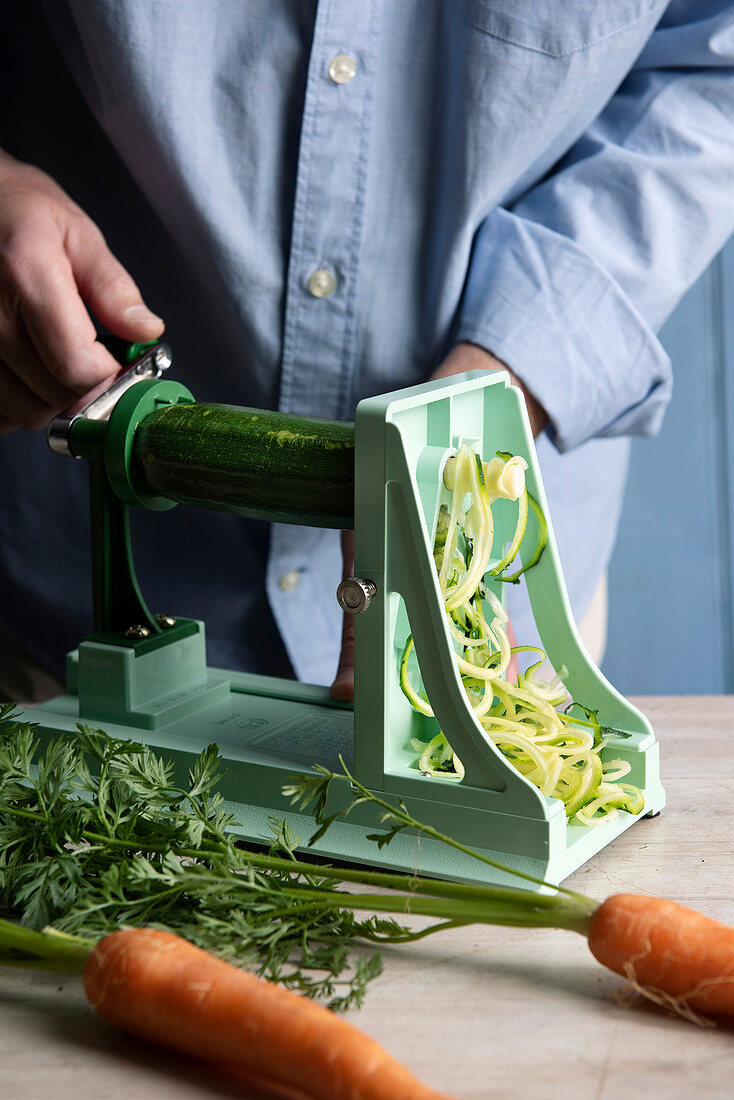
[2,696,733,1099]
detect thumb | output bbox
[330,530,355,703]
[67,219,165,342]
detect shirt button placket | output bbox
[271,3,381,683]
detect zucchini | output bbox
[133,403,355,528]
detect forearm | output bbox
[456,0,734,452]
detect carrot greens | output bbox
[0,705,598,1002]
[0,704,387,1007]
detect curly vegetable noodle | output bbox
[403,445,644,825]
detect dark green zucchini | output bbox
[133,402,355,529]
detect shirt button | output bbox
[278,569,301,593]
[307,268,337,298]
[328,54,357,84]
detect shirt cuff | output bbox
[456,207,672,453]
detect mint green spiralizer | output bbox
[25,341,664,887]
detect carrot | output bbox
[587,894,734,1019]
[84,927,455,1100]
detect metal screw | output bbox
[155,614,176,629]
[336,578,377,614]
[124,624,151,640]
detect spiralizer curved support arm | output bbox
[68,377,195,646]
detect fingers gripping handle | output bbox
[47,341,171,457]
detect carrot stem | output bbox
[269,886,596,935]
[0,918,93,971]
[0,877,595,978]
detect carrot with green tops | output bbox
[284,765,734,1024]
[2,717,734,1094]
[1,919,452,1100]
[3,891,734,1100]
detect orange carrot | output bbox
[84,927,455,1100]
[587,894,734,1019]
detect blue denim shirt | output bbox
[0,1,732,683]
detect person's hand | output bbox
[329,342,547,702]
[0,150,164,433]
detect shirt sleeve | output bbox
[456,1,734,453]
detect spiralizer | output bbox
[25,341,663,887]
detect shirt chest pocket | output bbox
[467,0,666,58]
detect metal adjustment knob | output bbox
[336,577,377,614]
[155,614,176,629]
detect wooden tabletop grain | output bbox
[1,697,733,1100]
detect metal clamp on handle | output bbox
[47,342,173,457]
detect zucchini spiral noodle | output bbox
[401,446,643,825]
